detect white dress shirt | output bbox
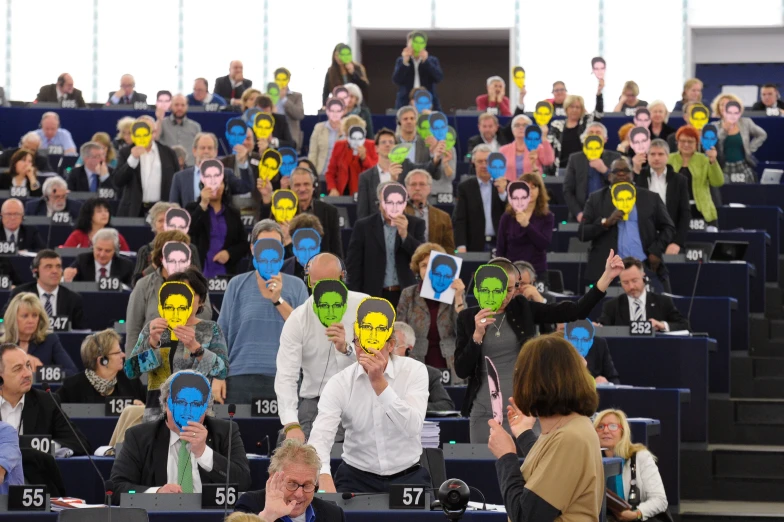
[648,167,668,204]
[146,429,214,493]
[275,291,368,426]
[378,168,391,184]
[308,355,429,476]
[94,260,112,281]
[126,142,162,202]
[37,284,58,317]
[3,228,18,244]
[412,58,421,89]
[0,395,25,434]
[627,290,669,331]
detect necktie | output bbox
[632,299,644,321]
[90,174,99,193]
[124,96,130,104]
[43,293,54,318]
[99,267,107,279]
[8,233,15,245]
[177,442,194,493]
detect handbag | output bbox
[629,453,675,522]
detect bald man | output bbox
[275,253,368,442]
[107,74,147,105]
[0,199,45,251]
[214,60,253,106]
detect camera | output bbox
[437,478,470,520]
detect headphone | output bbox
[303,254,347,288]
[100,356,109,366]
[404,348,411,357]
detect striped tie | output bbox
[43,293,54,318]
[632,299,644,321]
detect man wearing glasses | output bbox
[106,74,147,105]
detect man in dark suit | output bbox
[255,95,296,149]
[259,167,344,258]
[578,157,675,283]
[25,176,83,221]
[0,198,45,251]
[214,60,253,106]
[563,123,621,221]
[5,250,85,329]
[453,145,507,253]
[346,181,425,306]
[392,323,455,411]
[114,123,180,217]
[597,257,690,332]
[393,32,444,110]
[465,113,509,159]
[633,139,690,253]
[0,133,52,172]
[106,74,147,105]
[35,73,86,108]
[63,228,134,286]
[404,169,455,253]
[0,345,91,455]
[66,142,116,194]
[395,106,432,164]
[109,371,251,504]
[235,440,346,522]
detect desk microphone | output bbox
[45,214,55,249]
[256,435,271,458]
[341,492,379,500]
[686,259,703,327]
[222,403,236,521]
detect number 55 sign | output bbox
[8,485,49,511]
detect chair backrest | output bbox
[419,447,447,490]
[545,269,565,293]
[58,507,148,522]
[568,237,590,253]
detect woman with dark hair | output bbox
[63,197,130,250]
[322,43,370,107]
[0,149,42,197]
[487,334,604,521]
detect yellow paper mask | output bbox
[271,189,298,222]
[582,135,604,161]
[611,182,636,220]
[354,297,396,355]
[157,281,194,341]
[533,101,553,126]
[131,121,152,148]
[274,67,290,91]
[259,149,282,182]
[253,113,275,140]
[512,66,525,89]
[688,104,710,130]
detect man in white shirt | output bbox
[308,297,431,493]
[275,253,368,443]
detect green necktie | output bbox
[177,441,194,493]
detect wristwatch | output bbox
[272,297,285,307]
[344,343,355,357]
[601,218,607,225]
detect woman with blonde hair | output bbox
[713,93,767,184]
[241,88,262,112]
[613,80,648,114]
[2,292,78,375]
[90,131,117,167]
[648,100,675,141]
[674,78,703,111]
[114,116,135,150]
[550,93,603,171]
[595,408,669,521]
[324,114,377,196]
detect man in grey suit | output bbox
[272,67,305,152]
[356,128,443,219]
[563,122,620,222]
[395,106,432,164]
[169,132,250,207]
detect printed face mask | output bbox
[267,82,280,105]
[591,57,606,80]
[429,112,448,141]
[473,264,508,312]
[164,208,191,234]
[278,147,297,177]
[611,182,636,220]
[259,149,282,182]
[354,297,396,354]
[271,189,298,222]
[629,127,651,155]
[565,320,595,357]
[428,254,457,297]
[312,279,348,328]
[524,126,542,150]
[445,127,457,151]
[167,372,210,431]
[337,44,353,64]
[701,124,718,150]
[252,238,285,280]
[131,121,152,148]
[253,113,275,140]
[414,91,432,113]
[487,152,506,180]
[348,126,366,151]
[633,108,651,129]
[199,159,224,192]
[158,281,194,339]
[292,228,321,267]
[417,114,431,141]
[380,182,407,219]
[534,101,553,126]
[410,32,427,55]
[274,69,290,91]
[507,181,531,214]
[583,135,604,161]
[161,241,192,275]
[325,100,345,123]
[512,66,525,89]
[332,87,349,105]
[724,101,742,125]
[225,118,248,149]
[388,144,411,164]
[243,108,261,125]
[486,356,503,424]
[688,104,709,130]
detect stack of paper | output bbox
[421,420,440,448]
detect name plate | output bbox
[9,186,28,198]
[99,188,116,199]
[389,484,426,510]
[208,277,229,292]
[51,212,71,224]
[436,193,454,204]
[36,365,64,383]
[201,484,238,509]
[0,241,16,255]
[689,219,706,231]
[98,277,122,291]
[251,397,278,417]
[685,246,708,263]
[438,368,451,385]
[49,316,71,332]
[0,275,11,289]
[19,435,54,455]
[630,320,654,336]
[105,397,135,417]
[8,485,48,511]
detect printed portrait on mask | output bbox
[534,101,554,126]
[158,281,194,341]
[724,100,742,125]
[167,372,210,431]
[583,135,604,161]
[348,126,366,152]
[388,144,411,165]
[633,107,651,129]
[156,91,172,112]
[414,90,433,113]
[199,159,224,192]
[161,241,191,275]
[259,149,282,182]
[512,66,525,90]
[565,319,595,357]
[274,67,290,91]
[629,127,651,155]
[445,126,457,152]
[410,31,428,55]
[380,182,407,219]
[332,86,349,105]
[337,44,353,64]
[312,279,348,328]
[688,104,709,130]
[278,147,298,177]
[131,121,152,148]
[701,124,718,151]
[354,297,396,355]
[164,208,191,234]
[428,112,448,142]
[591,56,606,80]
[485,356,503,424]
[507,180,531,214]
[267,82,280,105]
[487,152,507,180]
[292,228,321,268]
[473,264,508,312]
[421,252,462,304]
[225,118,248,149]
[243,107,261,125]
[271,189,298,223]
[253,113,275,140]
[611,182,636,220]
[524,126,542,151]
[325,99,345,124]
[417,114,432,141]
[252,238,285,281]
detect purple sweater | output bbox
[496,211,554,272]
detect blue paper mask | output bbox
[225,118,248,149]
[243,108,261,125]
[524,126,542,151]
[252,238,285,280]
[167,372,210,431]
[487,152,507,180]
[292,228,322,267]
[701,124,718,151]
[415,91,432,113]
[278,147,298,177]
[429,112,448,141]
[565,319,595,357]
[429,254,458,299]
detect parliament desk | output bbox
[4,510,508,521]
[3,249,138,286]
[0,289,130,332]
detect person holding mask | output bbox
[57,329,145,404]
[309,98,346,177]
[134,202,199,280]
[499,115,554,179]
[63,197,131,250]
[325,115,378,197]
[714,93,767,184]
[1,292,78,376]
[393,31,444,111]
[456,253,623,443]
[322,44,370,107]
[487,334,604,521]
[648,100,676,141]
[0,149,42,197]
[550,91,604,171]
[496,174,554,271]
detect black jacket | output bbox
[584,336,620,384]
[259,199,344,258]
[465,132,510,160]
[0,148,51,172]
[0,224,45,251]
[109,417,251,504]
[236,489,346,522]
[453,176,506,252]
[578,186,675,281]
[186,200,249,275]
[21,388,92,455]
[346,213,425,298]
[24,198,83,222]
[69,252,135,286]
[36,84,86,108]
[57,371,146,404]
[597,292,690,332]
[563,150,621,219]
[0,175,43,198]
[114,142,180,217]
[426,365,455,412]
[7,282,86,329]
[751,100,784,111]
[213,76,252,102]
[270,113,296,150]
[454,288,607,416]
[635,166,690,247]
[66,166,117,193]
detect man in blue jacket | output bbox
[392,31,444,111]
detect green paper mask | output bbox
[337,44,353,64]
[312,279,349,328]
[267,82,280,105]
[410,32,427,55]
[445,126,457,151]
[473,264,509,312]
[417,114,431,141]
[388,144,411,164]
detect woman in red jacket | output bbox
[325,115,378,196]
[62,197,130,251]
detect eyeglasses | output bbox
[285,481,317,493]
[359,324,390,335]
[596,423,621,432]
